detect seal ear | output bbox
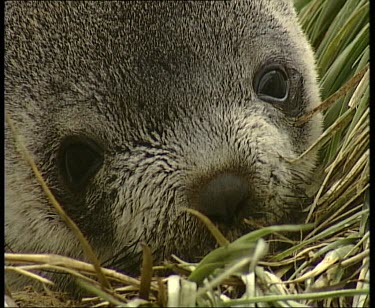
[59,137,104,189]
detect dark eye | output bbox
[60,137,103,189]
[254,65,289,103]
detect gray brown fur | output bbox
[5,1,322,291]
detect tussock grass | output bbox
[5,0,369,306]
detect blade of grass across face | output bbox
[5,113,112,292]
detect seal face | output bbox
[5,1,322,290]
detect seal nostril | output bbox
[197,174,248,223]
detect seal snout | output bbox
[197,174,248,223]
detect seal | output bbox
[5,0,322,291]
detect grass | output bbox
[5,0,369,306]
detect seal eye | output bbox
[255,65,289,103]
[61,138,103,189]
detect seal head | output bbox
[5,0,322,290]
